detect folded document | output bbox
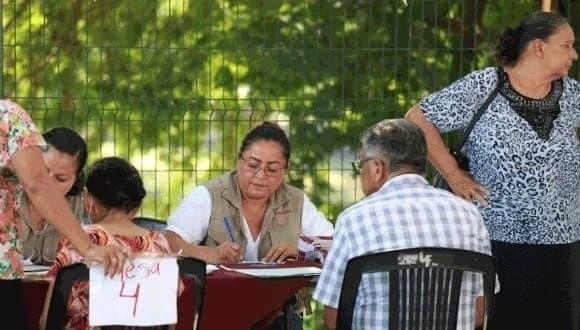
[219,265,321,278]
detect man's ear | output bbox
[374,159,389,185]
[370,159,381,175]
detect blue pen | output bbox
[223,217,236,242]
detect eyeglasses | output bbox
[240,156,287,177]
[351,157,379,175]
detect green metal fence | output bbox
[2,0,578,223]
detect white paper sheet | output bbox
[220,265,322,278]
[206,264,218,274]
[89,256,179,327]
[23,264,51,273]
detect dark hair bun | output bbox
[86,157,146,212]
[495,12,568,66]
[238,121,291,163]
[496,27,521,65]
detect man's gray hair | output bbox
[360,119,427,173]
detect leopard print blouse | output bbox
[420,67,580,244]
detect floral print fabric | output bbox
[48,224,171,330]
[0,99,46,279]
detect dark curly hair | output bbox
[496,12,569,66]
[85,157,146,212]
[43,127,88,196]
[238,121,291,163]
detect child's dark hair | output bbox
[85,157,146,212]
[238,121,291,163]
[43,127,88,196]
[496,11,568,66]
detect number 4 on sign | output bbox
[119,281,141,317]
[89,256,179,327]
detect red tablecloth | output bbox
[199,269,312,330]
[24,266,314,330]
[23,279,50,330]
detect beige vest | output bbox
[202,172,303,260]
[19,193,84,264]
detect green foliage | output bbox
[2,0,577,225]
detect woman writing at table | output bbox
[47,157,171,329]
[20,127,88,265]
[165,121,333,264]
[166,121,332,329]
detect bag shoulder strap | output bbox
[454,68,501,150]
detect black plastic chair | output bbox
[45,263,89,329]
[133,217,167,232]
[45,257,206,330]
[177,256,207,330]
[336,247,495,330]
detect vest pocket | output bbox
[206,217,233,246]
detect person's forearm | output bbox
[165,231,215,262]
[405,105,459,177]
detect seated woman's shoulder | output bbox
[82,224,110,244]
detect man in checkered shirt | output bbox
[313,119,493,329]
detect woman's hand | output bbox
[212,241,243,264]
[262,244,298,263]
[446,169,488,205]
[84,245,129,277]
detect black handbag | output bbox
[432,84,499,191]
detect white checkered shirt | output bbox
[313,174,493,330]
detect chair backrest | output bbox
[45,263,89,329]
[177,257,207,330]
[336,247,495,330]
[133,217,167,232]
[45,258,206,330]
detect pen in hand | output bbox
[223,216,236,242]
[222,216,243,263]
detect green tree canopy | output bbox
[2,0,577,220]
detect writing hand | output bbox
[214,241,243,264]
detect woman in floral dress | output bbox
[0,100,124,327]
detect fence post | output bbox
[542,0,552,11]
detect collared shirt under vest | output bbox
[202,171,303,260]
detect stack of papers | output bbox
[23,264,51,274]
[219,265,322,278]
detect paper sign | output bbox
[89,256,179,327]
